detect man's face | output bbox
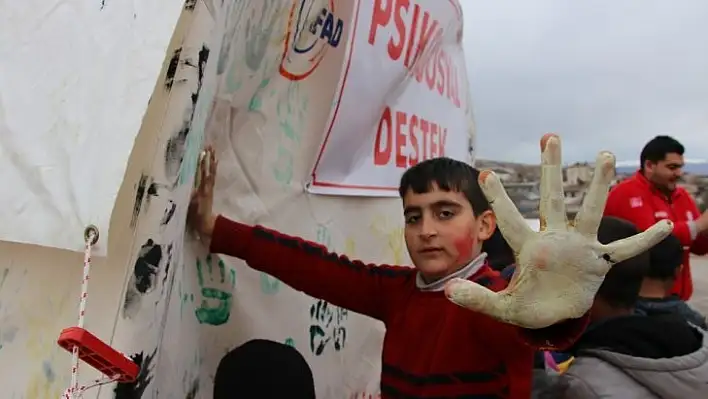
[402,184,495,281]
[645,152,684,192]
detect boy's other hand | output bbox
[444,134,673,329]
[187,146,218,243]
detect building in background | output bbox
[477,159,708,217]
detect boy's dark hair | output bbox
[647,234,683,280]
[640,135,684,170]
[398,157,490,216]
[595,217,650,308]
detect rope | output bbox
[62,375,121,399]
[61,228,119,398]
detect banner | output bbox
[0,1,185,255]
[307,0,474,197]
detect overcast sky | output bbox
[461,0,708,164]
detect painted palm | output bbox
[446,134,673,328]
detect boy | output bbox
[190,147,589,398]
[636,233,707,329]
[541,217,708,398]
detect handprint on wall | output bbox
[244,0,286,72]
[272,82,308,187]
[195,254,236,326]
[309,299,348,356]
[306,225,348,355]
[370,216,406,264]
[123,239,164,319]
[260,272,281,295]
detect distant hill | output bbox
[477,159,708,176]
[476,159,535,168]
[476,159,541,181]
[615,161,708,176]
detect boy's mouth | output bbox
[420,247,443,254]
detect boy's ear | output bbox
[476,210,496,241]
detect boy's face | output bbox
[402,184,496,281]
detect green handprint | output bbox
[270,82,309,187]
[247,77,271,112]
[217,0,248,76]
[276,83,307,143]
[244,0,283,72]
[260,272,281,295]
[272,144,294,185]
[195,254,236,326]
[309,299,348,356]
[316,225,332,248]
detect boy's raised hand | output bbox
[445,134,673,329]
[187,146,218,243]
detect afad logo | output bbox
[279,0,344,81]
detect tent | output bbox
[0,0,473,397]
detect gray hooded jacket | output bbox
[541,314,708,399]
[635,295,708,329]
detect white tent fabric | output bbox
[0,0,186,255]
[0,0,473,397]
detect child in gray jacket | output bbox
[541,217,708,399]
[636,233,707,329]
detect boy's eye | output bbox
[438,210,455,220]
[405,215,420,224]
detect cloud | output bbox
[461,0,708,164]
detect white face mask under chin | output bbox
[416,253,488,292]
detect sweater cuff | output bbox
[209,215,254,257]
[518,312,590,351]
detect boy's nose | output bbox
[418,218,438,238]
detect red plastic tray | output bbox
[57,327,138,383]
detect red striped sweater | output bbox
[210,216,588,398]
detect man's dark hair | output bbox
[398,157,490,216]
[595,217,650,308]
[646,234,683,281]
[639,135,684,170]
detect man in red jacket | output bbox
[605,135,708,300]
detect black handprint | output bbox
[308,299,348,356]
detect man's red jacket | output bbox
[604,171,708,300]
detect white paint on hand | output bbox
[446,134,673,329]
